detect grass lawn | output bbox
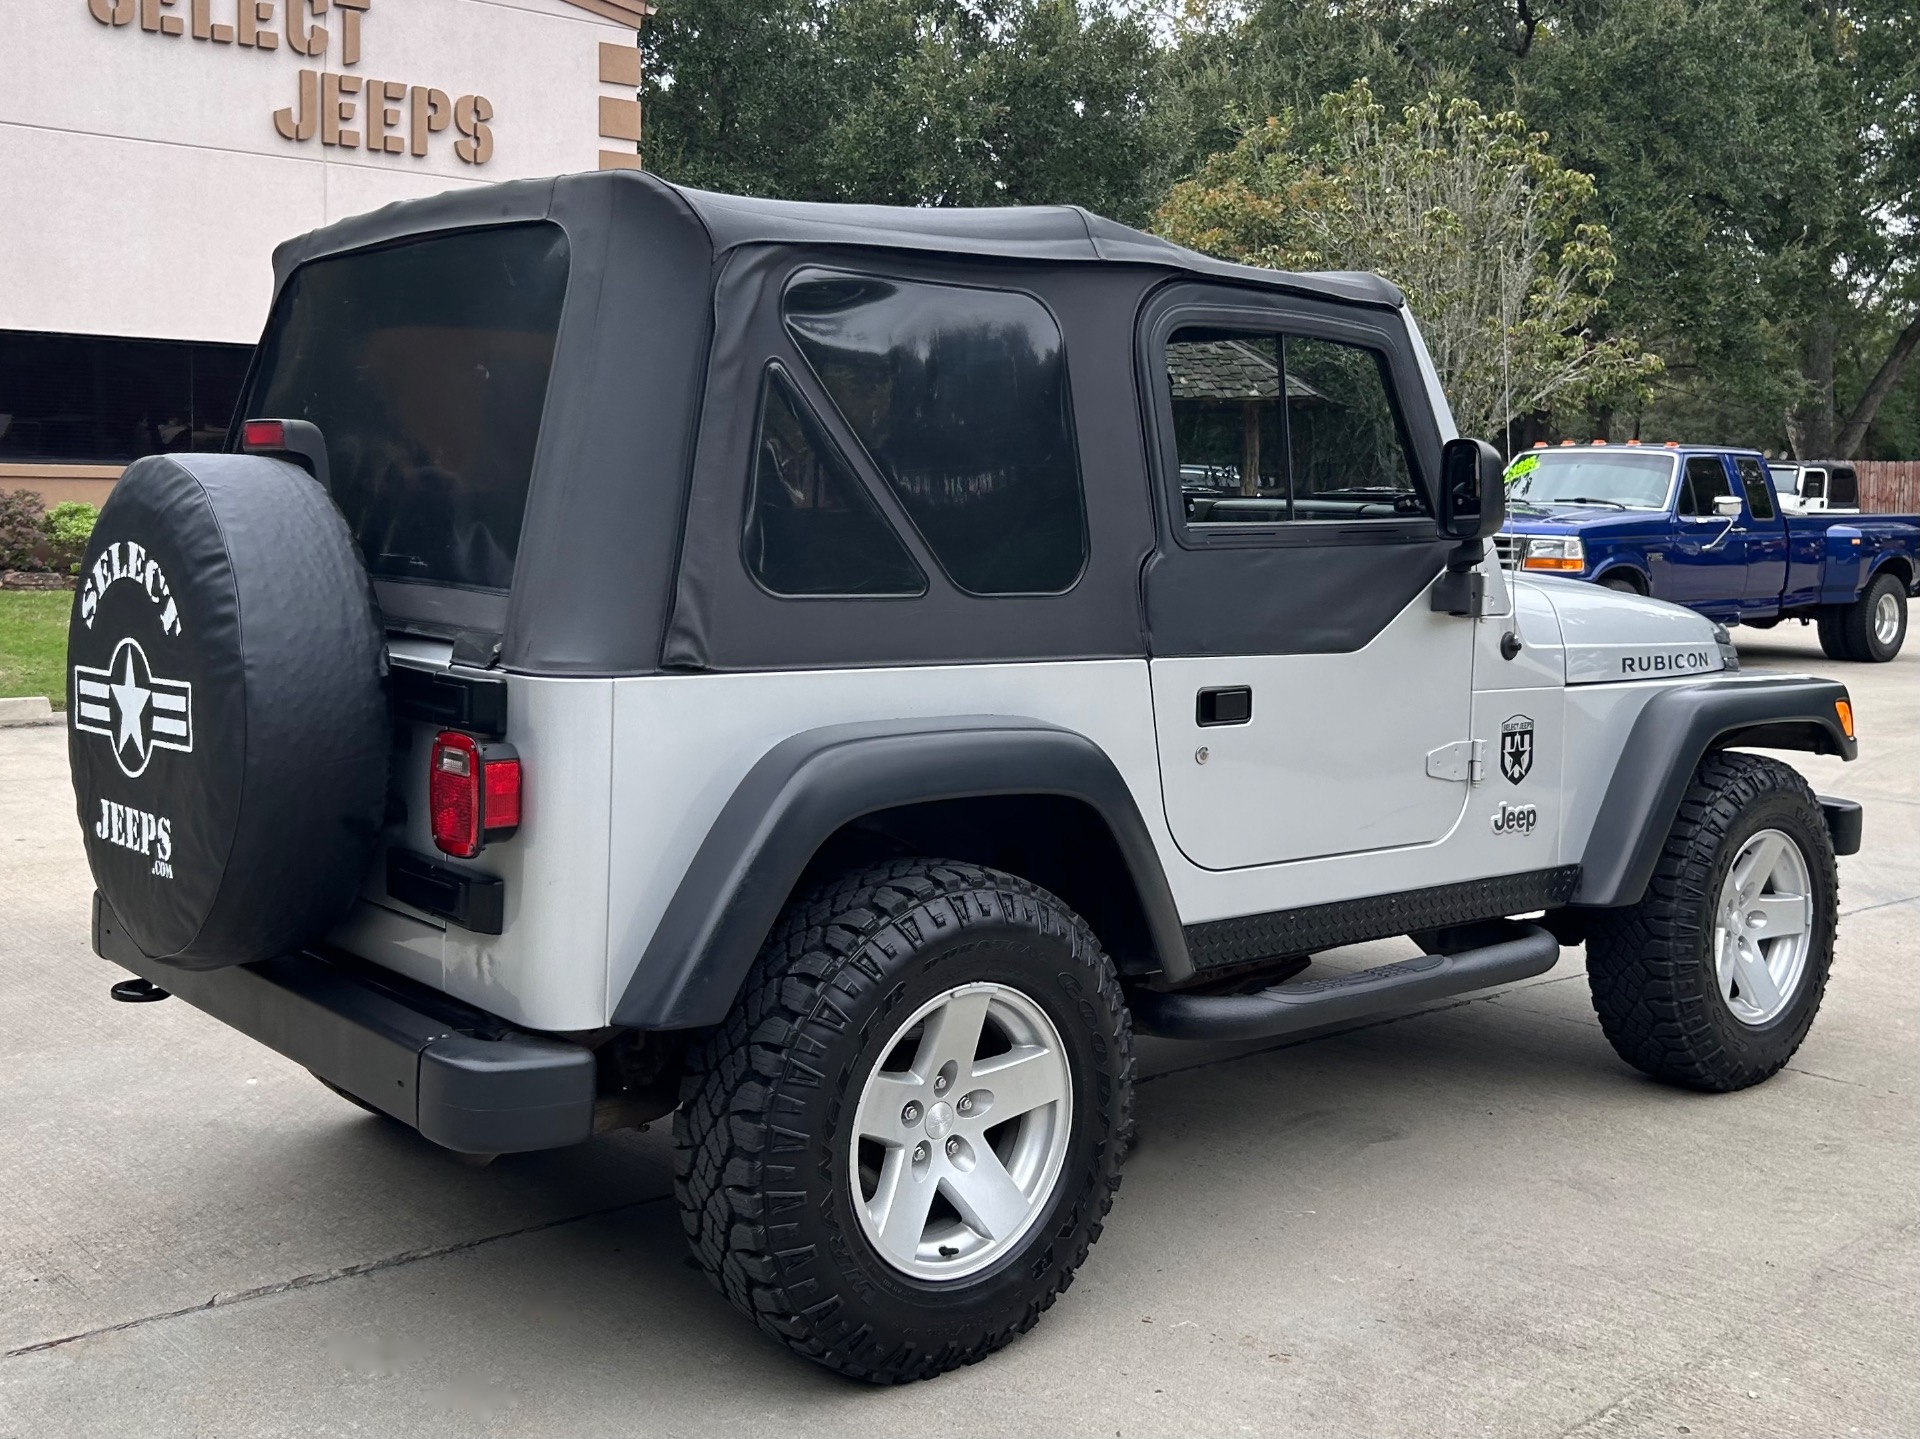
[0,590,72,707]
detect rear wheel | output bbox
[674,859,1133,1382]
[1585,752,1836,1092]
[1837,571,1908,662]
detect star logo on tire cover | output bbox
[73,637,194,779]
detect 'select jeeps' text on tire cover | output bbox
[68,453,388,969]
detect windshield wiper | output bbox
[1559,495,1628,509]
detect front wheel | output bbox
[674,860,1134,1382]
[1585,752,1836,1091]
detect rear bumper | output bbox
[93,893,595,1153]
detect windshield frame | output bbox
[1507,450,1678,512]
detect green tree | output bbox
[642,0,1159,220]
[1157,0,1919,454]
[1158,81,1660,443]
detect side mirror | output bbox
[1712,494,1743,518]
[1438,438,1507,543]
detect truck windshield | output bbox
[1768,464,1800,495]
[1507,451,1674,510]
[241,223,570,593]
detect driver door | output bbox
[1670,454,1746,612]
[1142,291,1474,869]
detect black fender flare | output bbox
[612,717,1191,1029]
[1572,676,1856,908]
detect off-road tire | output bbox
[1835,571,1907,663]
[673,859,1134,1383]
[1585,752,1836,1092]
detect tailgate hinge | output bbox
[1426,739,1486,785]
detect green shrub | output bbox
[0,489,47,572]
[45,501,99,575]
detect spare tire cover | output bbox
[68,453,387,969]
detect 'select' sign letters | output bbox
[86,0,495,166]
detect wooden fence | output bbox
[1856,460,1920,514]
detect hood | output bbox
[1514,575,1732,684]
[1504,505,1662,531]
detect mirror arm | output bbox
[1431,542,1489,616]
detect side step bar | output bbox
[1131,922,1562,1042]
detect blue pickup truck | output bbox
[1500,443,1920,661]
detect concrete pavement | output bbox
[2,622,1913,1437]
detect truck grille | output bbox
[1492,533,1519,568]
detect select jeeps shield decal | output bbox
[1500,714,1534,785]
[72,636,194,779]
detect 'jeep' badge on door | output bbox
[1500,715,1534,784]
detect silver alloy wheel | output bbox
[1713,828,1814,1026]
[849,982,1073,1282]
[1873,589,1901,647]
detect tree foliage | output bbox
[643,0,1160,221]
[1159,81,1661,442]
[639,0,1919,456]
[1155,0,1918,456]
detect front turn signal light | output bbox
[1835,699,1854,740]
[1520,535,1586,573]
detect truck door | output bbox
[1140,290,1474,869]
[1669,454,1746,613]
[1733,456,1788,611]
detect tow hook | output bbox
[110,977,170,1003]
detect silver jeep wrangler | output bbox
[73,172,1863,1382]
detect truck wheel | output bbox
[1815,609,1856,661]
[1585,752,1836,1092]
[674,859,1133,1382]
[1838,571,1907,662]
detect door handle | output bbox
[1197,687,1253,726]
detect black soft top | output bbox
[258,171,1426,676]
[272,170,1405,311]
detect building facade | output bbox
[1,0,648,508]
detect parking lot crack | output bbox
[2,1193,670,1360]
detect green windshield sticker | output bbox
[1505,453,1539,483]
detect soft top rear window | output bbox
[241,223,570,592]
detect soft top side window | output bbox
[743,365,926,598]
[1167,326,1424,526]
[782,270,1089,596]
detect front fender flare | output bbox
[1573,676,1856,908]
[612,717,1190,1029]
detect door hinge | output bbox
[1426,739,1486,784]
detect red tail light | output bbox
[429,731,521,859]
[242,419,286,450]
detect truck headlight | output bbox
[1520,535,1585,573]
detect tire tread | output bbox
[672,858,1133,1383]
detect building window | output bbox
[782,270,1089,596]
[0,330,253,465]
